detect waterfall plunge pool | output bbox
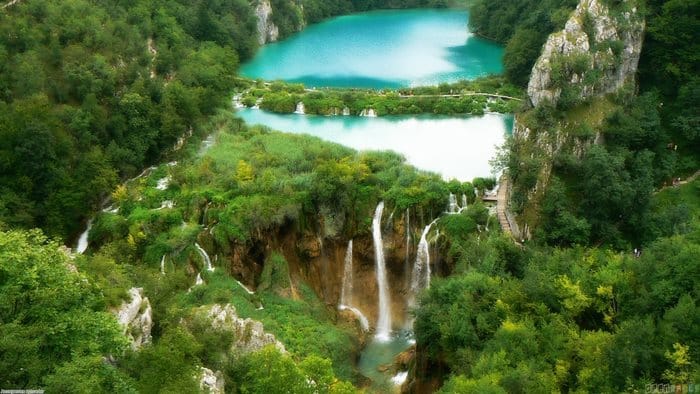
[358,331,414,393]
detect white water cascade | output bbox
[462,194,468,209]
[340,240,354,306]
[372,202,392,341]
[408,219,438,312]
[294,102,305,114]
[76,219,93,254]
[448,193,458,213]
[338,240,370,332]
[160,255,166,275]
[195,273,204,286]
[360,108,377,117]
[195,243,214,272]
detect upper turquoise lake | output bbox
[241,9,503,88]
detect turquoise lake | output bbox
[237,9,511,181]
[237,108,513,181]
[241,9,503,88]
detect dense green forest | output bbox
[415,178,700,392]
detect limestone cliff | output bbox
[255,0,279,45]
[509,0,644,236]
[254,0,305,45]
[528,0,644,108]
[199,367,225,394]
[114,287,153,350]
[193,304,286,354]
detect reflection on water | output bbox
[237,108,513,181]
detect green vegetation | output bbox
[415,179,700,392]
[0,0,251,240]
[0,230,132,391]
[236,78,523,116]
[469,0,579,86]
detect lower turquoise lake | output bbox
[237,108,513,181]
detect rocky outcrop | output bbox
[196,304,285,354]
[199,367,225,394]
[115,287,152,350]
[255,0,279,45]
[528,0,644,107]
[508,0,645,236]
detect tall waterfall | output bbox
[408,220,437,311]
[339,240,370,332]
[448,193,458,213]
[294,102,305,115]
[373,202,392,341]
[340,240,354,305]
[76,219,93,254]
[461,194,468,209]
[195,243,214,272]
[160,255,166,275]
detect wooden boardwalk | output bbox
[495,175,513,236]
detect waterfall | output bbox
[408,220,437,311]
[195,273,204,286]
[342,107,350,116]
[338,240,370,332]
[391,371,408,386]
[462,194,468,209]
[76,219,93,254]
[236,280,255,295]
[339,305,370,331]
[448,193,458,213]
[195,243,214,272]
[360,108,377,117]
[373,201,392,341]
[294,102,305,114]
[160,255,166,275]
[340,240,354,306]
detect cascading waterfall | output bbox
[236,280,255,295]
[338,240,370,332]
[462,194,468,209]
[448,193,458,213]
[340,240,354,305]
[76,219,93,254]
[372,202,392,341]
[195,243,214,272]
[195,273,204,285]
[160,255,166,275]
[408,220,437,311]
[294,101,305,115]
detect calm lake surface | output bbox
[241,9,503,89]
[237,108,513,181]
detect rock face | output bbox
[506,0,645,237]
[115,287,152,350]
[197,304,285,354]
[255,0,279,45]
[199,367,225,394]
[528,0,644,107]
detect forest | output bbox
[0,0,698,392]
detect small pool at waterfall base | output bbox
[358,330,414,393]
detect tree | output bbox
[0,229,128,388]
